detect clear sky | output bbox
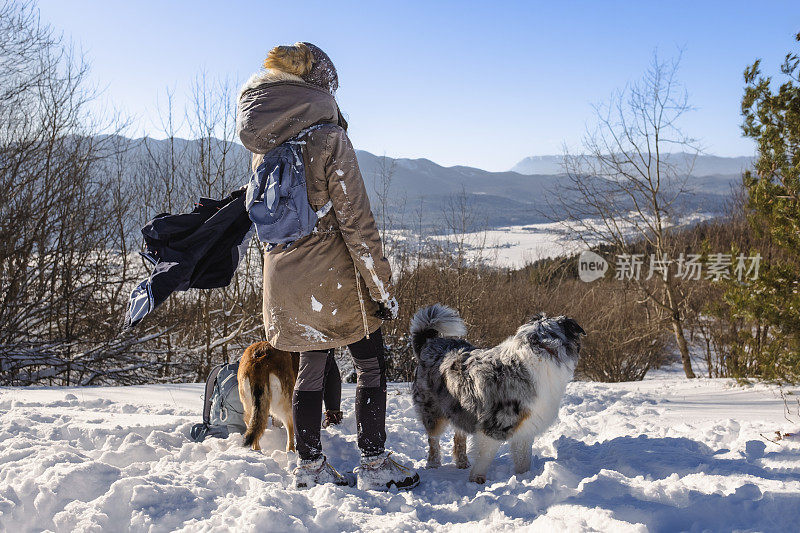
[37,0,800,171]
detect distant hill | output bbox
[106,135,749,231]
[355,151,748,229]
[511,152,754,177]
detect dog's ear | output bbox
[559,318,585,341]
[528,312,545,323]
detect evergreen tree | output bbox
[725,33,800,381]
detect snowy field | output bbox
[434,223,580,267]
[417,214,718,268]
[2,368,800,532]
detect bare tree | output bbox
[186,74,254,378]
[372,153,398,257]
[556,51,700,378]
[131,73,262,381]
[0,0,175,385]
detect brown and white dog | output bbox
[238,341,299,452]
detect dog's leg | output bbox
[269,373,295,453]
[509,434,533,475]
[285,416,295,452]
[424,418,447,468]
[253,383,270,452]
[241,375,270,452]
[239,378,253,437]
[453,431,470,469]
[274,402,294,453]
[427,436,442,469]
[279,394,294,453]
[469,432,501,484]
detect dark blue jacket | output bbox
[124,189,253,329]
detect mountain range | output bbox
[114,135,751,230]
[510,153,754,177]
[354,150,749,229]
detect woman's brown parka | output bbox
[237,69,394,351]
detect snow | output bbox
[387,223,582,268]
[311,296,323,312]
[360,253,391,302]
[298,324,328,343]
[2,369,800,532]
[408,214,720,269]
[455,223,582,267]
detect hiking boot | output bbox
[292,455,354,489]
[322,410,343,428]
[354,451,420,491]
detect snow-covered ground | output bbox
[434,223,580,267]
[2,368,799,532]
[410,213,719,268]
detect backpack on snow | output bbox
[244,129,332,248]
[190,360,247,442]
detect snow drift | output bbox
[1,369,799,531]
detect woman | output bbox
[236,42,418,490]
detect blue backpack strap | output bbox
[293,125,333,221]
[202,364,224,426]
[247,125,338,247]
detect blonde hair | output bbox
[263,42,313,77]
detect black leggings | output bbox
[293,328,387,461]
[322,351,341,413]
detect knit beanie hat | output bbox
[263,42,338,94]
[299,42,338,94]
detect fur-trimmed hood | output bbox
[238,69,304,100]
[236,69,344,154]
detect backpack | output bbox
[244,129,332,247]
[190,360,247,442]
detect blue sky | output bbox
[38,0,800,171]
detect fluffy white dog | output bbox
[410,304,584,483]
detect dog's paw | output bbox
[469,473,486,484]
[425,459,442,469]
[455,457,471,469]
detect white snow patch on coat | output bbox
[311,296,323,312]
[360,253,391,302]
[299,323,328,342]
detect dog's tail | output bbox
[410,304,466,356]
[242,376,269,449]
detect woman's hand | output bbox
[374,297,399,320]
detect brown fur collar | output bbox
[239,69,305,100]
